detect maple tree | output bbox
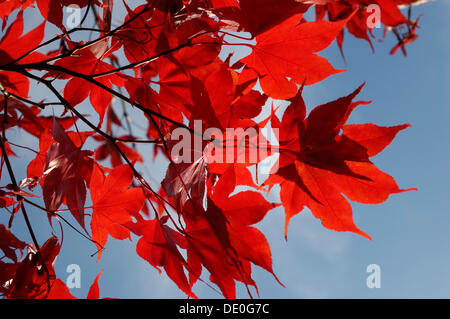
[0,0,427,299]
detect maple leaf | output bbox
[180,71,272,172]
[168,18,222,71]
[6,236,60,299]
[241,13,350,99]
[186,68,268,129]
[27,130,55,182]
[182,189,280,298]
[265,84,415,239]
[150,57,192,115]
[47,39,125,125]
[162,153,208,212]
[126,216,197,298]
[42,120,93,229]
[0,11,46,97]
[0,11,46,65]
[112,4,165,65]
[211,0,240,8]
[89,163,145,260]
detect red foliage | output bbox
[0,0,426,298]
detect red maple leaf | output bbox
[0,11,46,97]
[89,163,145,260]
[241,13,350,99]
[265,84,415,239]
[126,216,197,298]
[181,189,280,298]
[6,236,60,299]
[42,120,93,229]
[46,39,125,125]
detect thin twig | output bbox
[1,92,40,250]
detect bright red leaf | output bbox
[265,84,415,239]
[89,163,145,260]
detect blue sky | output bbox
[1,0,450,298]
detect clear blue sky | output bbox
[1,1,450,298]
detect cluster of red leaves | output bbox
[314,0,423,56]
[0,0,425,298]
[0,224,102,298]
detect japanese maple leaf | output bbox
[136,57,192,123]
[241,13,350,99]
[162,153,208,212]
[112,3,166,65]
[167,18,222,71]
[27,130,56,182]
[0,11,46,97]
[125,216,197,298]
[154,57,192,109]
[183,71,272,172]
[25,111,87,183]
[7,236,60,299]
[265,84,415,239]
[48,39,124,125]
[161,84,270,211]
[42,120,93,229]
[182,189,280,298]
[0,96,33,132]
[0,11,46,65]
[186,69,267,129]
[326,0,407,28]
[89,163,145,261]
[154,0,184,13]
